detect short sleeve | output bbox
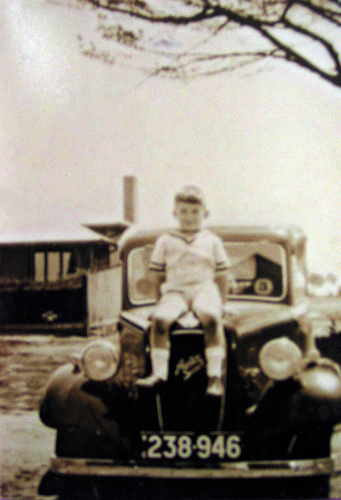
[213,235,230,274]
[148,235,166,273]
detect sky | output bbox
[1,0,341,274]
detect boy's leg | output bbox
[202,316,226,397]
[194,286,226,396]
[136,317,171,387]
[137,292,187,387]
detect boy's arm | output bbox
[147,269,165,299]
[215,271,237,303]
[148,236,167,299]
[214,236,238,301]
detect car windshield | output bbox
[127,240,288,306]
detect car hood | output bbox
[120,301,309,339]
[223,300,309,338]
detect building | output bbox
[0,176,136,334]
[0,221,128,334]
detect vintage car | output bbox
[39,226,341,499]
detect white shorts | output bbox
[154,282,222,324]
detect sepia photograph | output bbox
[1,0,341,498]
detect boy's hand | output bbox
[228,281,243,294]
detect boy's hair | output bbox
[174,185,206,207]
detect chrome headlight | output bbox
[81,340,120,381]
[299,361,341,400]
[259,337,302,381]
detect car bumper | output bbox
[47,456,333,480]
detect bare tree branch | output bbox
[82,0,341,88]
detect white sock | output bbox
[151,348,170,381]
[205,346,225,378]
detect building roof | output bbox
[0,221,129,246]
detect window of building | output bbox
[34,251,74,282]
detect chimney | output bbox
[123,175,137,223]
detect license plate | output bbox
[140,432,243,461]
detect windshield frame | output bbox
[126,239,289,307]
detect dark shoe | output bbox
[136,374,163,388]
[206,376,224,397]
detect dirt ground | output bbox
[0,334,88,500]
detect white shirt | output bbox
[149,229,230,291]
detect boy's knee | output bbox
[154,316,173,334]
[199,312,218,330]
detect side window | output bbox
[34,251,74,282]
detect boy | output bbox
[137,185,234,397]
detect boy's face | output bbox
[173,200,207,232]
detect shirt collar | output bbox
[169,229,201,243]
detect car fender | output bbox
[39,363,108,429]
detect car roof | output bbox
[118,225,306,256]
